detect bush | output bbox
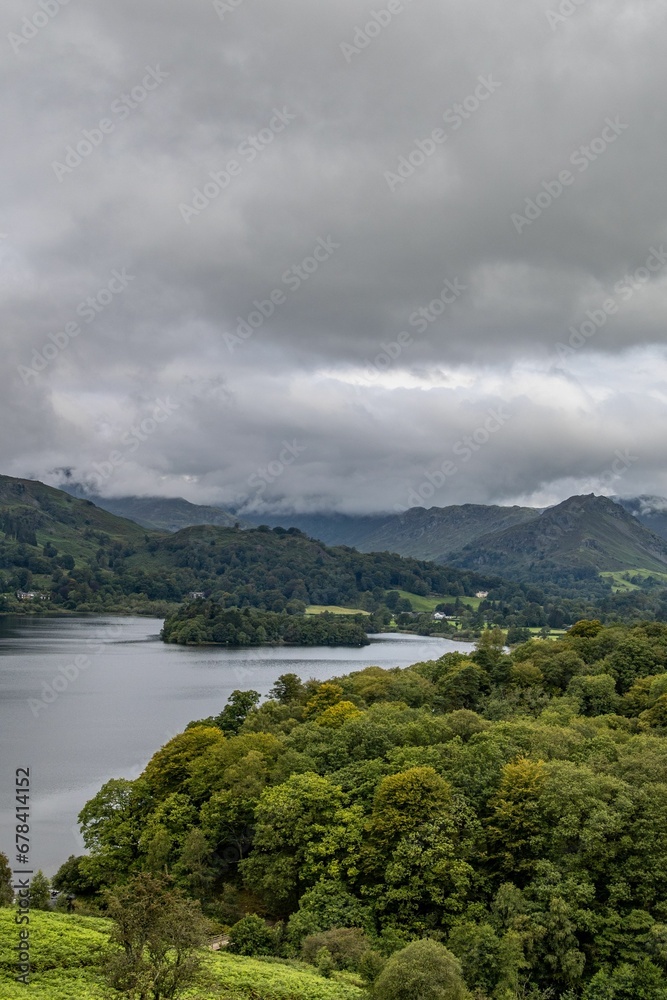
[302,928,373,971]
[372,939,469,1000]
[316,946,335,978]
[359,949,386,985]
[228,914,277,956]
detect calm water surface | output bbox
[0,614,473,874]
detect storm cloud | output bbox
[1,0,667,512]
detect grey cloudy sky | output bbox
[1,0,667,513]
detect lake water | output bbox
[0,614,473,875]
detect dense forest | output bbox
[44,619,667,998]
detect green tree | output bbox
[240,772,362,910]
[473,628,508,682]
[29,870,51,910]
[487,757,547,878]
[373,939,469,1000]
[173,828,213,899]
[214,690,261,734]
[78,777,152,888]
[568,674,619,715]
[302,927,373,970]
[303,682,345,719]
[286,878,373,946]
[368,767,453,847]
[142,727,226,797]
[104,873,210,1000]
[270,673,306,704]
[52,854,98,897]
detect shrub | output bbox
[228,914,277,956]
[316,946,335,978]
[372,939,469,1000]
[302,928,373,971]
[359,949,386,985]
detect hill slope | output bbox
[86,494,247,532]
[58,483,248,533]
[240,503,539,557]
[240,510,394,547]
[450,493,667,580]
[352,503,540,561]
[0,474,149,553]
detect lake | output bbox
[0,614,474,875]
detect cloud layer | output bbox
[2,0,667,512]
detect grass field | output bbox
[0,909,364,1000]
[397,590,481,612]
[206,952,364,999]
[600,569,667,592]
[305,605,370,616]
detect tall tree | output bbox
[104,873,210,1000]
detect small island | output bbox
[161,601,372,647]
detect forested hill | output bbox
[133,523,498,608]
[0,474,497,612]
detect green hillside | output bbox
[125,523,497,608]
[0,909,362,999]
[0,475,149,554]
[451,494,667,581]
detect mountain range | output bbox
[56,486,667,580]
[243,495,667,584]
